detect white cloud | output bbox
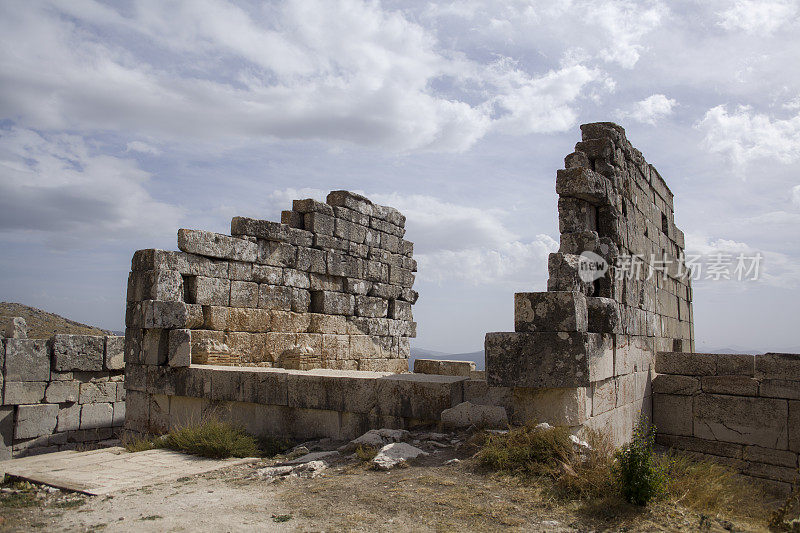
[0,0,610,153]
[591,0,667,68]
[0,127,183,245]
[617,94,677,125]
[696,105,800,167]
[793,185,800,208]
[718,0,798,35]
[126,141,161,155]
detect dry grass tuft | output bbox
[355,445,378,462]
[476,426,573,478]
[122,419,263,459]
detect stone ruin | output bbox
[125,190,417,373]
[485,121,694,446]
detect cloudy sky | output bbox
[1,0,799,354]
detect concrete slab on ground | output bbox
[0,447,257,495]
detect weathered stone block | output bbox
[556,167,611,205]
[0,406,11,460]
[258,284,293,311]
[592,377,617,416]
[652,393,693,436]
[655,434,743,459]
[15,404,58,439]
[760,379,800,400]
[252,264,283,284]
[230,280,259,307]
[441,401,507,429]
[287,370,380,413]
[586,296,621,334]
[414,359,476,377]
[388,299,412,321]
[4,338,50,381]
[514,291,588,333]
[177,229,257,262]
[45,381,79,403]
[258,241,297,268]
[701,375,759,396]
[743,445,798,468]
[375,373,465,420]
[142,328,168,365]
[112,401,126,427]
[327,190,373,216]
[294,198,335,216]
[4,381,47,404]
[652,374,699,395]
[655,351,715,376]
[80,402,113,430]
[168,329,192,367]
[144,301,204,329]
[322,334,350,360]
[511,387,591,426]
[310,291,355,316]
[308,314,348,334]
[1,317,28,339]
[105,336,125,370]
[485,331,610,388]
[186,276,230,306]
[355,295,388,318]
[716,353,754,376]
[79,382,117,404]
[756,353,800,380]
[124,390,149,431]
[694,394,788,448]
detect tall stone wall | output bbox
[125,190,417,374]
[654,351,800,492]
[0,318,125,460]
[484,122,693,446]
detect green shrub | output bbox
[477,425,573,477]
[160,419,261,459]
[613,419,665,505]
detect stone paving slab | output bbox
[0,447,258,495]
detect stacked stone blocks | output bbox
[654,351,800,490]
[0,318,124,459]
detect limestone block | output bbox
[45,381,79,403]
[124,390,150,431]
[694,394,787,448]
[546,253,588,294]
[363,260,389,283]
[143,301,203,329]
[388,265,414,287]
[314,233,349,252]
[655,351,715,376]
[79,382,117,404]
[258,241,297,268]
[269,311,308,333]
[258,284,293,311]
[652,393,693,436]
[485,331,610,388]
[172,366,213,398]
[112,401,126,427]
[414,359,476,377]
[463,380,512,409]
[713,353,753,376]
[652,374,699,395]
[375,373,466,420]
[168,329,192,367]
[127,269,183,303]
[231,216,313,245]
[586,297,621,334]
[308,314,348,335]
[368,282,400,300]
[303,212,334,236]
[701,375,758,396]
[556,167,611,205]
[371,442,427,470]
[743,445,798,468]
[0,406,11,460]
[355,295,388,318]
[322,334,350,360]
[656,434,743,459]
[177,229,257,262]
[252,264,283,285]
[290,288,311,313]
[756,353,800,381]
[264,332,298,362]
[123,327,143,365]
[310,291,354,316]
[54,403,79,430]
[229,261,253,281]
[614,335,654,376]
[760,379,800,400]
[149,394,170,433]
[326,190,373,216]
[559,230,600,255]
[79,402,113,429]
[3,381,47,404]
[388,299,412,321]
[591,377,617,416]
[327,251,359,278]
[15,404,58,439]
[105,336,125,370]
[294,198,335,216]
[440,401,508,429]
[309,273,344,292]
[514,291,588,333]
[4,338,50,381]
[124,364,147,392]
[399,239,414,257]
[511,387,591,426]
[186,276,230,306]
[281,210,304,228]
[332,205,370,227]
[142,328,168,365]
[558,197,597,234]
[229,307,271,333]
[230,280,259,307]
[286,370,380,413]
[296,247,326,274]
[1,316,28,339]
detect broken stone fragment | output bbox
[0,316,28,339]
[339,428,410,453]
[371,442,428,470]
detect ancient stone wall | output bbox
[0,318,125,459]
[483,122,693,446]
[125,190,417,373]
[654,351,800,491]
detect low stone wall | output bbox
[1,324,125,459]
[653,351,800,491]
[124,364,467,440]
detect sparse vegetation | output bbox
[613,420,665,505]
[123,419,263,459]
[476,425,573,478]
[355,445,378,462]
